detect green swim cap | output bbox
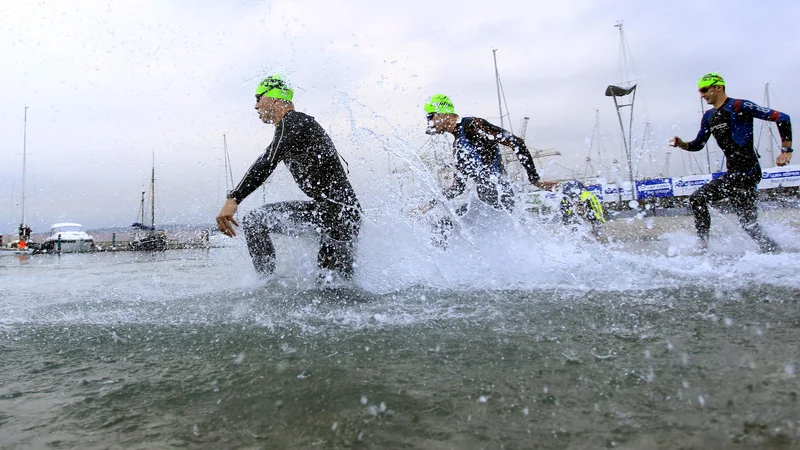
[256,75,294,102]
[424,94,456,115]
[698,73,725,89]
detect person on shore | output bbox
[670,73,792,252]
[215,75,362,279]
[560,180,605,238]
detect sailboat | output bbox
[129,158,167,251]
[2,107,35,255]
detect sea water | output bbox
[1,202,799,449]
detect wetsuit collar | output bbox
[712,94,730,110]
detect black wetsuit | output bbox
[684,97,791,251]
[228,110,361,277]
[444,117,540,212]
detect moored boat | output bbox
[39,223,95,253]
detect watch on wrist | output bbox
[781,146,793,153]
[226,190,239,203]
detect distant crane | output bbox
[518,117,561,160]
[531,149,561,159]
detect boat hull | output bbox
[40,239,95,253]
[0,248,33,256]
[129,232,167,252]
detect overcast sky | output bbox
[2,0,798,232]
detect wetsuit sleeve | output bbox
[732,99,792,142]
[473,119,540,184]
[443,171,467,199]
[685,111,713,152]
[228,121,292,203]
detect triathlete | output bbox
[670,73,792,252]
[216,75,361,278]
[423,94,545,213]
[560,180,605,238]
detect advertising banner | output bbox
[672,174,713,197]
[758,165,800,189]
[602,183,634,202]
[635,178,673,199]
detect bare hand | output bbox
[216,198,240,237]
[535,180,559,191]
[776,151,793,167]
[418,200,437,215]
[669,137,685,149]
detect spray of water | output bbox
[2,95,799,329]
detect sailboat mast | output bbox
[140,191,146,223]
[593,109,602,165]
[765,83,776,167]
[616,23,631,87]
[492,49,504,129]
[21,106,28,227]
[150,154,155,229]
[700,98,712,174]
[223,134,234,191]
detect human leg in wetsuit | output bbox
[432,176,515,249]
[688,172,780,252]
[242,200,361,277]
[476,176,515,212]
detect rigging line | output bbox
[550,161,580,175]
[223,135,235,191]
[586,119,598,158]
[498,77,514,134]
[226,152,234,191]
[634,122,653,179]
[679,153,690,176]
[689,154,704,175]
[592,160,615,171]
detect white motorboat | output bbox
[40,223,95,253]
[0,245,33,256]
